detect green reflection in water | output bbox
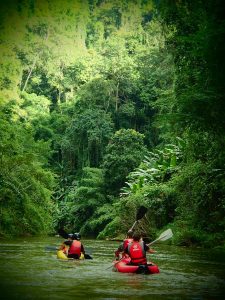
[0,237,225,299]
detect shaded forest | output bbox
[0,0,225,248]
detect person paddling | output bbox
[124,232,155,265]
[115,230,133,260]
[61,232,85,259]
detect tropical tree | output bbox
[0,106,55,237]
[102,128,147,195]
[121,141,183,197]
[54,167,105,236]
[62,108,114,173]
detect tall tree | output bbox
[102,128,147,195]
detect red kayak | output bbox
[113,257,160,274]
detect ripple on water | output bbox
[0,238,225,300]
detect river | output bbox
[0,237,225,300]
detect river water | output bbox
[0,237,224,300]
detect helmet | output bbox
[72,233,81,240]
[68,233,73,239]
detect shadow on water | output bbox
[0,237,225,300]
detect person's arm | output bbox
[59,240,70,255]
[144,243,156,254]
[124,245,129,254]
[148,248,156,253]
[58,243,65,250]
[81,243,85,254]
[122,245,130,258]
[115,243,123,257]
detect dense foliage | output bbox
[0,0,224,247]
[0,105,54,236]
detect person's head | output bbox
[127,230,133,238]
[132,232,141,242]
[68,233,73,240]
[72,233,81,240]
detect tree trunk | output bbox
[21,58,37,92]
[115,82,119,111]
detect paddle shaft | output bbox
[129,220,138,231]
[147,238,160,246]
[106,257,123,270]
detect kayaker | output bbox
[115,230,133,260]
[124,232,156,265]
[62,232,85,259]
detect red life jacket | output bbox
[128,241,147,265]
[68,240,81,256]
[123,238,133,250]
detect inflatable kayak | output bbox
[57,250,83,260]
[113,257,159,274]
[57,250,92,260]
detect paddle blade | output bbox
[84,254,93,259]
[45,246,58,251]
[158,229,173,241]
[148,228,173,246]
[129,206,148,231]
[136,206,148,221]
